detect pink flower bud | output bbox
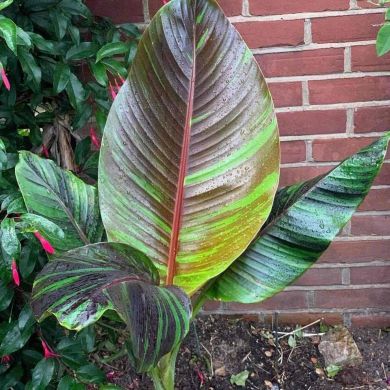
[34,231,55,255]
[41,339,59,359]
[0,67,10,91]
[89,127,101,149]
[11,259,20,286]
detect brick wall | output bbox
[86,0,390,327]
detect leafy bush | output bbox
[0,0,140,387]
[1,0,389,389]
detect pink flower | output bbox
[41,144,50,158]
[89,127,101,149]
[11,259,20,286]
[119,76,125,86]
[109,82,117,100]
[41,339,59,359]
[163,0,168,4]
[34,231,55,255]
[0,66,10,91]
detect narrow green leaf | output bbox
[100,58,127,78]
[58,376,86,390]
[53,63,71,94]
[31,358,55,390]
[376,24,390,56]
[0,280,13,311]
[90,62,108,86]
[1,218,20,260]
[17,47,41,92]
[76,364,105,384]
[0,16,17,53]
[49,9,68,40]
[15,151,103,253]
[0,0,14,11]
[66,42,98,61]
[209,134,390,302]
[96,42,129,62]
[0,305,35,355]
[32,242,192,372]
[66,73,86,109]
[59,0,91,18]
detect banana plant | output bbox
[15,0,389,389]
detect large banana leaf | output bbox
[31,243,191,372]
[208,134,390,302]
[16,152,103,253]
[99,0,280,294]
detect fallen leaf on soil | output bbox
[215,366,227,377]
[265,350,273,357]
[264,379,273,388]
[311,357,318,364]
[230,370,249,387]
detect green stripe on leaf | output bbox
[209,134,390,303]
[31,242,191,372]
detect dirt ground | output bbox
[101,315,390,390]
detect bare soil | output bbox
[102,315,390,390]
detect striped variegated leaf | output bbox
[209,134,390,302]
[31,243,191,372]
[99,0,280,294]
[15,152,103,253]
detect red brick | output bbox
[85,0,144,23]
[149,0,242,17]
[234,20,304,49]
[263,312,343,326]
[256,48,344,78]
[320,239,390,263]
[350,265,390,284]
[269,82,302,108]
[359,188,390,211]
[356,0,389,9]
[351,215,390,236]
[352,44,390,72]
[312,137,390,162]
[375,162,390,185]
[354,106,390,134]
[227,291,308,311]
[277,110,346,136]
[216,0,242,16]
[292,268,341,286]
[309,77,390,105]
[250,0,349,15]
[312,14,383,43]
[351,313,390,328]
[315,288,390,309]
[280,165,332,187]
[281,141,306,163]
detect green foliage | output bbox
[1,0,389,389]
[0,1,141,388]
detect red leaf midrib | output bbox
[166,17,197,286]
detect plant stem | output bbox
[147,344,180,390]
